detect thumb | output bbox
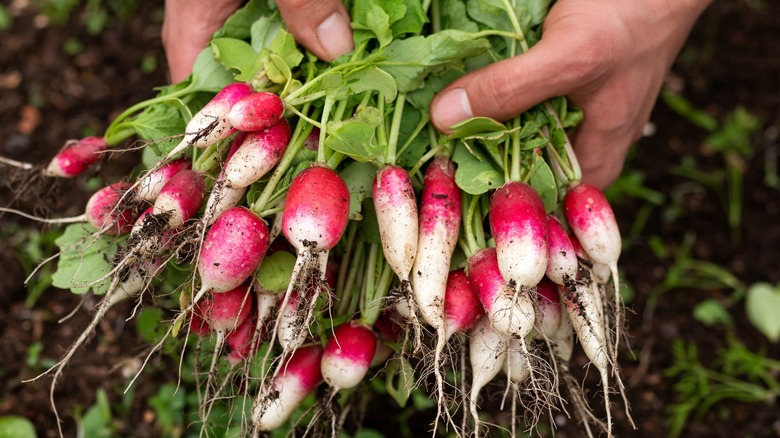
[275,0,354,61]
[430,31,598,132]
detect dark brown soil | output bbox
[1,1,779,437]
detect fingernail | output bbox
[432,88,473,130]
[317,12,354,60]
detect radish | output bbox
[535,277,562,339]
[222,119,291,189]
[135,159,191,202]
[545,215,578,286]
[466,248,535,340]
[164,82,254,160]
[190,304,212,337]
[443,269,484,340]
[197,207,271,296]
[225,91,285,132]
[85,182,137,235]
[202,133,248,226]
[503,338,531,385]
[468,316,507,438]
[372,164,418,291]
[252,344,324,432]
[276,290,306,350]
[321,320,376,390]
[226,290,278,364]
[273,164,349,353]
[152,169,205,229]
[44,136,107,178]
[489,181,548,291]
[371,310,403,367]
[409,156,461,428]
[198,284,254,332]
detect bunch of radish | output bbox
[5,1,641,436]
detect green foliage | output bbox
[0,6,12,30]
[0,416,36,438]
[51,224,124,295]
[745,282,780,342]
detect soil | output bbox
[1,1,779,437]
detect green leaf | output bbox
[385,357,415,407]
[250,15,283,52]
[467,0,551,35]
[693,299,734,327]
[214,0,275,40]
[149,383,187,435]
[452,142,504,195]
[378,30,490,92]
[79,389,113,438]
[189,48,235,93]
[405,66,463,111]
[745,282,780,342]
[343,66,398,103]
[529,153,557,213]
[267,28,304,72]
[340,161,377,220]
[51,224,123,295]
[390,0,426,36]
[136,307,166,344]
[447,117,507,140]
[325,107,385,162]
[441,0,479,32]
[256,251,297,293]
[211,38,264,82]
[264,53,293,84]
[358,199,382,244]
[0,416,36,438]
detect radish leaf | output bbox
[52,224,123,295]
[745,282,780,342]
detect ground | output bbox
[1,1,778,437]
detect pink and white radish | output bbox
[409,156,461,427]
[466,248,535,340]
[44,136,107,178]
[468,316,507,438]
[85,182,137,235]
[273,164,349,353]
[225,91,285,132]
[226,290,278,365]
[196,207,271,299]
[545,215,578,286]
[276,290,306,351]
[222,119,291,189]
[321,320,376,390]
[135,159,191,202]
[443,269,484,340]
[165,82,254,160]
[535,277,562,340]
[252,344,324,432]
[201,133,248,226]
[152,169,205,229]
[489,181,548,291]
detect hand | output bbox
[429,0,712,189]
[162,0,353,84]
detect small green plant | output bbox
[744,282,780,342]
[665,338,780,437]
[0,416,36,438]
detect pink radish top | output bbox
[419,157,461,236]
[443,269,484,338]
[85,182,136,235]
[204,284,254,331]
[208,83,254,116]
[282,165,350,252]
[45,136,108,178]
[153,169,205,229]
[277,344,324,391]
[489,181,548,289]
[198,207,270,293]
[545,215,578,285]
[226,92,285,132]
[535,277,562,338]
[136,159,191,202]
[226,311,258,365]
[563,183,621,266]
[321,321,376,389]
[466,248,505,312]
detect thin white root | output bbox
[0,206,86,224]
[0,155,35,170]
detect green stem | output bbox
[396,112,430,160]
[336,222,359,300]
[509,118,521,182]
[461,194,481,257]
[104,88,191,145]
[362,262,393,326]
[386,93,406,165]
[318,97,336,164]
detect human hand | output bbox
[429,0,712,189]
[162,0,353,84]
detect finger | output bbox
[429,26,613,132]
[571,123,633,190]
[275,0,353,61]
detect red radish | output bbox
[199,285,254,331]
[225,91,285,132]
[409,156,461,426]
[252,344,324,432]
[202,133,248,226]
[165,83,254,159]
[197,207,270,296]
[489,181,548,290]
[371,310,403,367]
[321,321,376,390]
[135,159,191,202]
[226,290,278,364]
[222,120,291,189]
[190,305,212,337]
[85,182,136,235]
[44,136,107,178]
[443,269,484,340]
[273,165,349,353]
[563,183,621,270]
[152,169,205,229]
[535,277,562,339]
[545,215,578,286]
[303,127,320,151]
[468,317,507,438]
[467,248,535,340]
[372,165,418,287]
